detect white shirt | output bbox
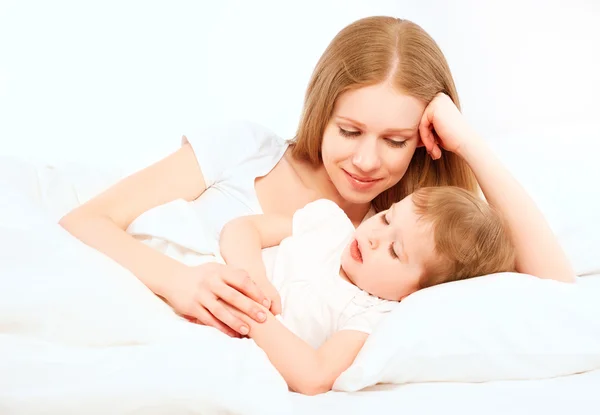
[125,120,393,347]
[266,199,396,349]
[126,120,289,265]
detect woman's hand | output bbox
[256,279,282,316]
[419,92,481,159]
[166,262,271,337]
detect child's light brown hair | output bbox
[412,186,516,288]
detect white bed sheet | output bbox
[2,157,599,415]
[291,368,600,415]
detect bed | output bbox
[1,122,599,415]
[292,359,600,415]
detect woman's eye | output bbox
[389,244,398,259]
[380,214,389,225]
[339,127,361,137]
[385,138,408,148]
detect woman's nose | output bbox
[351,138,381,173]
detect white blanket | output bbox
[0,158,291,414]
[2,156,600,414]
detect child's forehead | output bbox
[388,197,413,217]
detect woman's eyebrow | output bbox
[382,127,418,135]
[336,116,417,135]
[337,116,366,128]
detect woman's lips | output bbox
[350,239,363,263]
[343,169,381,191]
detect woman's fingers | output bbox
[419,111,434,152]
[270,295,282,315]
[214,282,267,323]
[197,289,250,335]
[191,305,240,337]
[419,103,442,160]
[224,268,270,308]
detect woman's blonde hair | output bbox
[291,16,478,211]
[412,187,516,288]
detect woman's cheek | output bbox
[388,151,415,177]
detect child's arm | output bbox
[224,303,368,395]
[220,214,292,312]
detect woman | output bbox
[59,16,574,338]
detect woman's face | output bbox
[321,82,426,205]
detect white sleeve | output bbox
[181,120,282,188]
[289,199,355,265]
[292,199,354,239]
[338,298,396,334]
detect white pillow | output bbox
[334,273,600,391]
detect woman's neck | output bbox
[288,153,372,226]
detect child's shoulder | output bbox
[301,198,343,214]
[292,199,352,235]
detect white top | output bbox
[126,120,289,265]
[125,120,392,347]
[268,199,396,349]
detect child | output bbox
[218,186,516,395]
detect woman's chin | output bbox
[338,185,380,205]
[336,176,393,205]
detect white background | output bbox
[1,0,599,171]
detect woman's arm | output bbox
[59,143,269,336]
[420,93,575,282]
[457,139,575,282]
[224,303,367,395]
[59,144,204,297]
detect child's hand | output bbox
[419,92,481,160]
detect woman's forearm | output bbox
[59,213,187,298]
[458,139,575,282]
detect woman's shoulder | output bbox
[183,119,288,152]
[181,119,289,187]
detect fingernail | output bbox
[257,312,266,321]
[263,299,271,308]
[240,326,249,335]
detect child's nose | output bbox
[368,233,379,249]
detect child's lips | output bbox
[350,239,363,263]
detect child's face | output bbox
[340,195,437,301]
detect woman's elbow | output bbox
[58,207,101,237]
[543,265,577,283]
[58,210,77,230]
[556,273,577,283]
[58,206,87,231]
[290,375,333,396]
